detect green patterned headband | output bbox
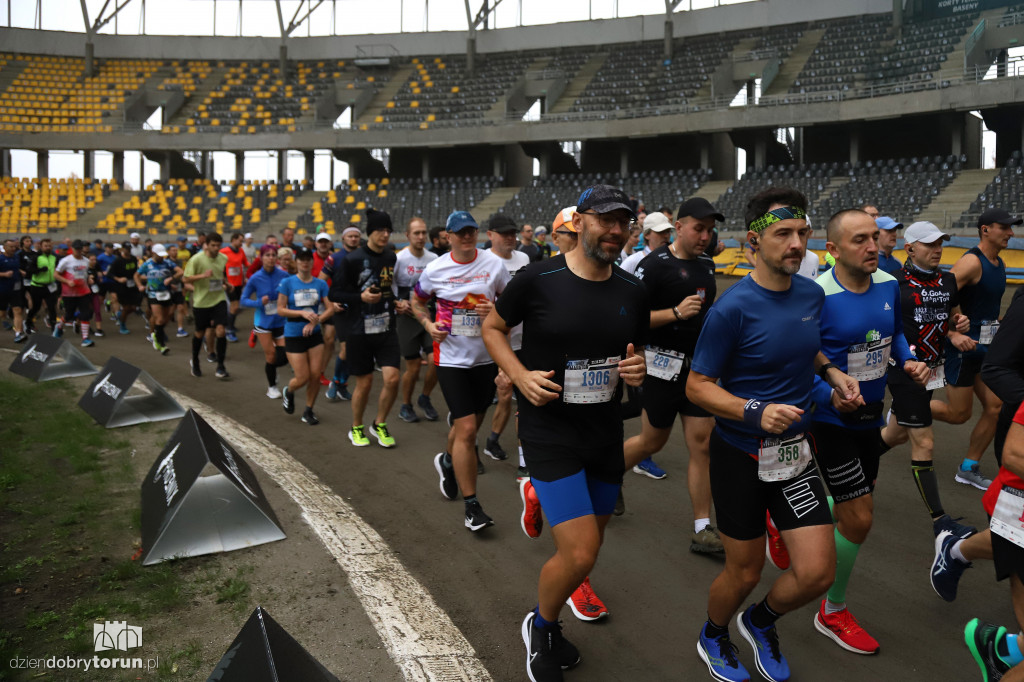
[749,206,807,234]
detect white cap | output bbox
[152,244,168,257]
[643,212,673,233]
[244,232,253,239]
[903,221,950,245]
[316,232,332,242]
[535,226,548,235]
[130,232,140,239]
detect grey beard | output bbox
[583,237,619,265]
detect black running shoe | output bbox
[282,386,295,414]
[433,452,458,500]
[484,437,508,461]
[964,618,1011,682]
[207,352,217,363]
[301,408,320,426]
[464,500,494,531]
[215,365,229,379]
[521,611,581,682]
[190,357,202,377]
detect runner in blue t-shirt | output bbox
[241,245,290,399]
[135,245,182,355]
[277,247,333,425]
[686,187,859,682]
[803,209,927,656]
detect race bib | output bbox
[645,345,686,382]
[264,302,277,316]
[14,279,22,291]
[758,435,812,482]
[979,321,999,346]
[90,284,99,294]
[990,486,1024,549]
[47,282,57,293]
[293,289,319,308]
[208,279,223,292]
[154,290,171,301]
[926,363,946,391]
[563,356,621,404]
[364,312,390,334]
[846,335,891,381]
[228,266,241,277]
[451,308,482,337]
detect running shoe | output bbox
[93,329,104,338]
[522,611,581,682]
[119,325,130,335]
[13,332,27,343]
[418,394,439,421]
[266,385,282,399]
[282,386,295,414]
[81,338,94,348]
[325,380,341,402]
[52,326,62,338]
[931,530,971,602]
[225,330,238,343]
[190,358,202,377]
[697,625,750,682]
[765,511,791,570]
[159,344,169,356]
[691,526,725,554]
[932,514,977,539]
[632,457,667,480]
[371,422,396,448]
[446,411,453,428]
[1,319,10,330]
[433,452,458,500]
[565,577,608,622]
[519,478,543,539]
[336,382,352,401]
[813,600,880,655]
[399,403,420,423]
[464,500,494,531]
[484,437,508,461]
[248,330,257,348]
[613,488,625,516]
[146,333,154,344]
[737,604,790,682]
[955,463,993,491]
[516,465,531,484]
[349,425,370,447]
[207,352,217,363]
[176,327,188,337]
[301,408,320,426]
[215,365,229,379]
[964,618,1012,682]
[319,373,330,386]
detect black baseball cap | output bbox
[487,213,518,234]
[294,247,315,260]
[576,184,636,217]
[978,207,1022,228]
[71,239,86,249]
[677,197,724,222]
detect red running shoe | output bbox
[765,511,790,570]
[566,576,608,622]
[319,373,330,386]
[519,478,543,539]
[248,330,257,348]
[813,599,880,655]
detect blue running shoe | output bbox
[226,330,238,343]
[399,403,420,423]
[737,605,790,682]
[932,513,977,539]
[81,338,94,348]
[931,530,971,602]
[632,457,667,480]
[119,325,130,334]
[418,394,439,421]
[325,380,340,402]
[52,326,63,338]
[697,624,750,682]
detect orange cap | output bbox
[552,205,578,233]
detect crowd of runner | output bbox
[1,184,1022,682]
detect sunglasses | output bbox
[555,230,577,237]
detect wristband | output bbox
[743,398,769,429]
[672,306,682,321]
[817,362,839,380]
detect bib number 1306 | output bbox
[563,356,621,404]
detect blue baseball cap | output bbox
[876,216,902,231]
[446,211,478,232]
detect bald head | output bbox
[826,208,871,244]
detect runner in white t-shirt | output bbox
[54,239,95,346]
[394,217,441,424]
[412,210,511,532]
[482,214,531,464]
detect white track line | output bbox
[165,390,493,682]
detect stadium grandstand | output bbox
[0,0,1022,243]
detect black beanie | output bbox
[365,209,393,235]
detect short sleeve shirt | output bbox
[184,251,228,309]
[55,254,91,297]
[278,275,329,338]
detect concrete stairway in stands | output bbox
[916,168,1000,230]
[762,28,826,97]
[470,187,521,225]
[547,53,608,115]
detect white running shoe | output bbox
[266,385,282,399]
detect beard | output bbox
[582,231,622,265]
[770,249,803,276]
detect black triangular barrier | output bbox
[207,606,339,682]
[141,410,285,566]
[7,333,98,381]
[78,356,185,428]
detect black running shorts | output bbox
[194,301,229,332]
[809,422,880,504]
[709,429,833,542]
[437,363,498,420]
[641,372,710,429]
[397,314,432,360]
[992,529,1024,584]
[887,366,933,428]
[285,331,324,354]
[346,331,401,376]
